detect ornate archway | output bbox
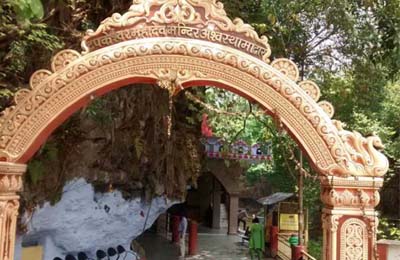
[0,1,389,259]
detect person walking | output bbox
[249,217,265,260]
[179,213,188,259]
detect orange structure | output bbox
[188,220,198,256]
[0,1,389,259]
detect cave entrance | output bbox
[184,170,244,235]
[0,0,389,259]
[186,172,228,231]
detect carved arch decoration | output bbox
[340,218,369,260]
[0,0,389,179]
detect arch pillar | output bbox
[320,176,382,260]
[0,162,26,260]
[228,193,239,235]
[212,179,222,229]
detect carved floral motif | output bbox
[138,68,207,96]
[51,50,82,72]
[271,58,299,82]
[299,80,320,101]
[340,218,368,260]
[0,174,22,194]
[29,70,52,89]
[0,163,26,193]
[322,213,342,233]
[329,214,341,232]
[318,100,335,119]
[321,188,380,208]
[13,90,31,106]
[320,176,382,208]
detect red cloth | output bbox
[201,114,213,137]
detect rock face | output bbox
[22,85,203,212]
[17,178,177,260]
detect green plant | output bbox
[245,162,272,185]
[8,0,44,23]
[27,160,44,185]
[308,239,322,260]
[378,218,400,240]
[134,136,144,158]
[84,99,112,124]
[27,142,58,185]
[41,142,58,161]
[7,25,63,73]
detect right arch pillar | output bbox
[320,176,382,260]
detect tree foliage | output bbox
[219,0,400,238]
[222,0,400,174]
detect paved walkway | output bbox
[137,232,179,259]
[137,227,273,260]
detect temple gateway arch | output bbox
[0,1,389,259]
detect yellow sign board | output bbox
[279,213,299,231]
[22,246,43,260]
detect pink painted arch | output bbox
[0,2,390,260]
[0,37,388,178]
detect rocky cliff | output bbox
[17,84,204,257]
[21,84,203,208]
[17,179,176,259]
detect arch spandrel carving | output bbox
[0,0,389,179]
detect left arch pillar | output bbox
[0,162,26,260]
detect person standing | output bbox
[249,217,265,260]
[238,208,249,231]
[179,214,188,258]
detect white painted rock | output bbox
[17,178,177,260]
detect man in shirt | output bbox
[179,213,188,258]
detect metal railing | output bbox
[301,250,317,260]
[277,233,291,260]
[276,233,318,260]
